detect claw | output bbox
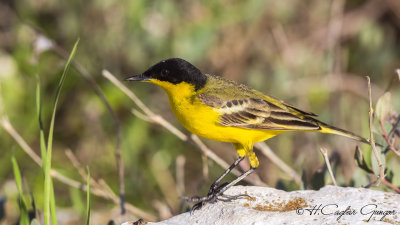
[190,201,205,214]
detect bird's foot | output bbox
[182,182,249,213]
[181,193,218,213]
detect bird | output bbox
[125,58,371,210]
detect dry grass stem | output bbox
[1,117,43,166]
[366,76,385,185]
[131,109,153,122]
[65,149,90,180]
[381,178,400,194]
[65,149,109,194]
[319,148,337,186]
[152,115,187,141]
[102,70,155,117]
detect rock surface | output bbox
[122,185,400,225]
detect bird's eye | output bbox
[161,69,170,76]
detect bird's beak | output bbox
[124,74,150,81]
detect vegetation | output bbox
[0,0,399,224]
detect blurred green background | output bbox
[1,0,400,224]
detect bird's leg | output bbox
[211,167,256,198]
[208,156,245,194]
[182,157,244,203]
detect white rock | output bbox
[123,186,400,225]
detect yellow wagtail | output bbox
[125,58,370,210]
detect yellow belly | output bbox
[168,92,281,145]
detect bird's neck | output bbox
[150,80,196,100]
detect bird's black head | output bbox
[125,58,207,91]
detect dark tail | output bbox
[314,120,378,146]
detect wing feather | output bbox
[198,93,319,131]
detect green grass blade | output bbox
[11,156,29,225]
[85,167,91,225]
[44,38,80,225]
[11,156,24,200]
[46,38,80,162]
[50,180,57,225]
[36,76,47,169]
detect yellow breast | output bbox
[150,80,281,145]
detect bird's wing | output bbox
[250,89,318,118]
[197,74,320,131]
[197,93,320,131]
